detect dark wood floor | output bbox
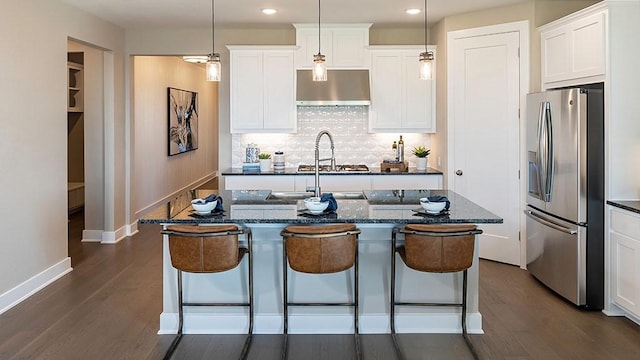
[1,210,639,359]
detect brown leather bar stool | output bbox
[280,224,362,360]
[161,225,253,360]
[391,224,483,360]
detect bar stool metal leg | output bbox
[390,228,404,360]
[282,236,289,360]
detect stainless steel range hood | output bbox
[296,69,370,106]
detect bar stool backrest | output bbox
[402,224,478,273]
[283,224,358,274]
[163,225,242,273]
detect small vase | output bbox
[416,157,427,171]
[259,159,272,172]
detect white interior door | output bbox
[448,26,523,266]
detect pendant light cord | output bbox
[211,0,215,53]
[317,0,321,55]
[424,0,428,53]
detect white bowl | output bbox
[419,198,446,213]
[304,197,329,213]
[191,199,217,214]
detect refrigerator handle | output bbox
[544,102,554,202]
[536,102,547,201]
[524,210,577,235]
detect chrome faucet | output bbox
[311,130,336,197]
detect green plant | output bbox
[411,146,430,158]
[258,153,271,160]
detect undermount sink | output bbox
[266,191,367,200]
[297,164,370,173]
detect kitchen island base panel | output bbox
[159,224,482,335]
[158,312,483,335]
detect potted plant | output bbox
[411,146,430,171]
[258,153,272,172]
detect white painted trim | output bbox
[82,229,103,243]
[447,20,530,269]
[101,224,128,244]
[158,312,483,335]
[127,221,138,237]
[0,258,72,315]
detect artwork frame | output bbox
[167,87,199,156]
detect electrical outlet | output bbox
[437,156,441,167]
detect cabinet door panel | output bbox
[333,30,366,66]
[611,231,640,313]
[264,52,296,131]
[231,52,264,132]
[404,54,433,131]
[571,12,605,77]
[370,54,403,130]
[542,30,570,83]
[297,30,333,68]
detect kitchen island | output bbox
[140,189,501,335]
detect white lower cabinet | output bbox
[224,174,443,192]
[225,175,296,191]
[370,175,442,190]
[609,206,640,320]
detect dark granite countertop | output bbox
[139,189,502,225]
[607,200,640,215]
[221,167,443,176]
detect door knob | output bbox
[456,169,463,176]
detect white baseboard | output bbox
[82,229,103,243]
[127,221,138,237]
[82,222,139,245]
[0,258,72,315]
[158,312,483,335]
[101,224,129,244]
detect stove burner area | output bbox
[297,164,370,173]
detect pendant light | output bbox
[312,0,327,82]
[206,0,221,82]
[419,0,434,80]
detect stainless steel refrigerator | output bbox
[525,83,604,309]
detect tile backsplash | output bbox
[231,106,431,169]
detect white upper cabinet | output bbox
[368,46,436,133]
[540,6,606,87]
[294,24,371,68]
[229,47,297,133]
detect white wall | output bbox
[0,0,125,313]
[133,56,218,217]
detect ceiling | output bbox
[62,0,529,29]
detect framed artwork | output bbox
[167,87,198,156]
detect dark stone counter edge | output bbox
[140,218,503,225]
[607,200,640,215]
[221,167,443,176]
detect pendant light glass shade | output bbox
[312,0,328,82]
[419,0,434,80]
[206,53,221,81]
[206,0,220,82]
[419,51,434,80]
[313,54,327,82]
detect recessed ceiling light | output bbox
[405,8,422,15]
[261,8,277,15]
